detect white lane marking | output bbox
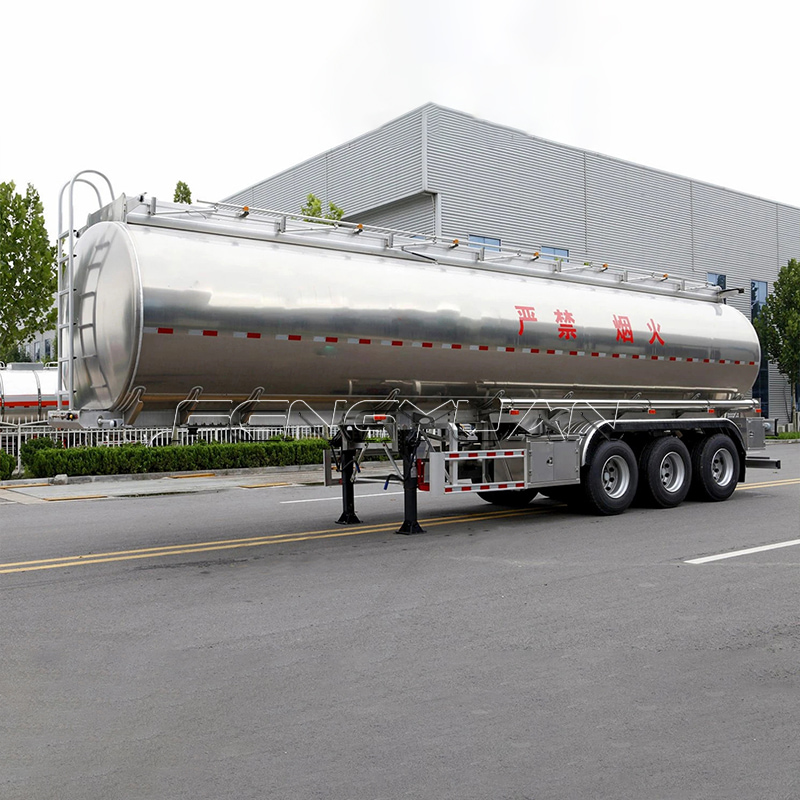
[686,538,800,564]
[281,491,404,504]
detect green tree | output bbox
[301,193,344,224]
[1,343,32,363]
[0,182,57,362]
[753,258,800,426]
[174,180,192,204]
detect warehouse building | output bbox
[230,103,799,424]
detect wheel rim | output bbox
[710,447,735,487]
[659,452,686,493]
[601,455,631,498]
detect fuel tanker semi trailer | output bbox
[49,172,777,531]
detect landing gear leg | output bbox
[336,447,362,525]
[397,428,425,535]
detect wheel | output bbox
[690,433,740,502]
[476,488,538,507]
[580,439,638,515]
[636,436,691,508]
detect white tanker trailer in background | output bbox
[0,363,61,422]
[49,171,779,532]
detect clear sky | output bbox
[4,0,798,238]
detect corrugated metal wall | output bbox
[691,184,779,278]
[778,204,800,268]
[325,112,424,214]
[426,106,587,254]
[225,110,425,219]
[584,155,693,276]
[345,192,436,235]
[237,158,327,213]
[690,183,780,326]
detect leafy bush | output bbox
[26,438,329,479]
[0,449,16,480]
[19,436,60,471]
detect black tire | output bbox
[476,488,538,507]
[580,439,638,515]
[690,433,740,502]
[636,436,692,508]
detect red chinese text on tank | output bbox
[515,305,538,335]
[555,309,577,340]
[647,318,665,345]
[613,314,635,344]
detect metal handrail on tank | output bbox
[56,171,115,415]
[193,198,717,298]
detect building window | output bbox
[707,272,726,290]
[468,235,501,252]
[751,279,769,417]
[751,280,767,318]
[44,339,52,359]
[541,246,569,261]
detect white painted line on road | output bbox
[281,491,404,504]
[686,538,800,564]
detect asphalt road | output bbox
[1,445,798,800]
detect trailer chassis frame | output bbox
[323,395,766,533]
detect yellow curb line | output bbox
[43,495,108,502]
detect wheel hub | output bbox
[659,452,686,493]
[601,455,630,498]
[711,448,735,486]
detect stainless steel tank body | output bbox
[68,216,760,415]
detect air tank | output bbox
[67,211,760,416]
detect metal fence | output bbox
[0,423,330,472]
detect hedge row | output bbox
[0,450,15,481]
[23,438,329,479]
